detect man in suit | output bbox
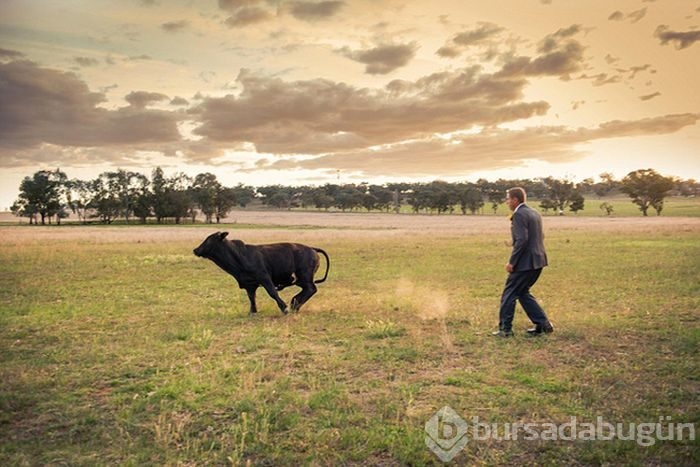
[493,187,554,337]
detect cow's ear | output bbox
[219,232,229,240]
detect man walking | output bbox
[493,187,554,337]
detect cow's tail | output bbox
[313,248,330,284]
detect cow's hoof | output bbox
[282,307,290,315]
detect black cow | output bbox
[193,231,329,315]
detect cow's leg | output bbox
[260,279,289,314]
[245,286,258,315]
[290,282,317,312]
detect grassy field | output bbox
[1,215,698,465]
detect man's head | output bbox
[506,187,526,211]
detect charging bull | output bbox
[193,231,329,315]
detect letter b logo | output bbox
[425,406,468,462]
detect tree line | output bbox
[10,167,696,225]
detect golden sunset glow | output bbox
[1,0,699,208]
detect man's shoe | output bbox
[526,322,554,336]
[492,330,513,338]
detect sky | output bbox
[1,0,699,209]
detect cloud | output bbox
[627,8,647,23]
[286,1,345,21]
[639,92,661,101]
[608,11,624,21]
[0,60,182,158]
[224,7,272,27]
[437,22,504,58]
[255,114,700,177]
[125,91,170,108]
[496,25,586,80]
[608,8,646,23]
[189,66,549,157]
[0,48,25,60]
[339,42,418,74]
[74,56,100,67]
[161,20,189,33]
[655,25,700,49]
[218,0,261,11]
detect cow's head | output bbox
[193,231,229,258]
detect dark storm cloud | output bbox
[339,42,418,75]
[0,60,182,158]
[655,25,700,49]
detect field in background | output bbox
[1,215,698,465]
[0,194,698,225]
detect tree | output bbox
[539,198,557,214]
[620,169,674,216]
[542,176,574,213]
[104,169,147,223]
[91,174,121,224]
[12,169,67,224]
[568,191,585,214]
[214,187,237,223]
[65,178,93,223]
[457,184,484,214]
[192,173,221,223]
[593,172,618,198]
[599,202,614,216]
[150,168,192,223]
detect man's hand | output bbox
[505,263,514,273]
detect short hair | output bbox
[507,187,526,204]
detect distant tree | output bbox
[368,185,394,212]
[334,185,363,211]
[192,173,221,223]
[479,179,504,214]
[620,169,674,216]
[361,192,378,212]
[231,184,255,207]
[12,169,67,225]
[675,178,698,197]
[105,169,147,223]
[599,202,614,216]
[131,177,152,224]
[593,172,618,198]
[65,178,93,223]
[539,198,557,214]
[542,176,574,213]
[150,168,192,223]
[458,184,484,214]
[568,191,585,214]
[214,187,237,223]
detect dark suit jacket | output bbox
[509,204,548,272]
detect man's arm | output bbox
[507,211,529,272]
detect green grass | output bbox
[0,224,698,465]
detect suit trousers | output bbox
[499,268,548,331]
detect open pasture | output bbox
[1,213,698,465]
